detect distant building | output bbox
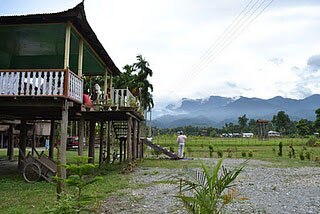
[268,131,281,137]
[242,133,254,138]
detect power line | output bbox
[185,0,275,85]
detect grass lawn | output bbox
[0,136,320,213]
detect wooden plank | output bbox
[132,119,137,160]
[88,120,95,163]
[106,122,111,163]
[18,119,27,170]
[60,100,69,179]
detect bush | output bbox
[248,150,253,157]
[217,150,223,158]
[177,159,245,214]
[208,145,214,158]
[306,151,311,161]
[241,151,247,157]
[227,151,232,158]
[299,152,305,161]
[278,142,283,157]
[306,136,317,147]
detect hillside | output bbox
[153,94,320,128]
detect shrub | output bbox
[177,159,245,214]
[241,151,247,157]
[306,151,311,161]
[278,142,283,157]
[208,145,214,158]
[248,150,253,157]
[48,156,102,213]
[306,136,317,147]
[299,152,305,161]
[169,147,175,153]
[217,150,223,158]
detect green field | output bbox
[149,135,320,167]
[1,136,320,213]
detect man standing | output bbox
[177,131,187,159]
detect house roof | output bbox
[0,2,121,76]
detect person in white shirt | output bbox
[177,131,187,158]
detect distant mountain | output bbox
[153,94,320,128]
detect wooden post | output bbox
[49,120,55,159]
[57,100,69,196]
[88,120,96,163]
[18,119,27,170]
[132,120,137,160]
[7,125,14,161]
[127,117,132,164]
[119,138,123,163]
[78,39,84,77]
[99,122,104,166]
[0,133,3,148]
[106,122,111,163]
[123,138,126,161]
[137,122,141,159]
[78,117,85,156]
[104,68,109,100]
[64,24,71,69]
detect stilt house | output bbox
[0,3,144,179]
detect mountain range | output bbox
[153,94,320,128]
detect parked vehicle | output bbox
[67,136,79,150]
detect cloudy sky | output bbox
[1,0,320,113]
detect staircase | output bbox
[112,121,128,139]
[143,139,179,160]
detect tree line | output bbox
[154,109,320,137]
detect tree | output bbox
[313,108,320,133]
[296,119,310,136]
[238,114,248,133]
[114,55,154,111]
[248,119,257,134]
[272,111,291,135]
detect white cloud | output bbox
[1,0,320,112]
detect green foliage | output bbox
[177,159,245,214]
[114,55,154,111]
[306,136,318,146]
[241,151,247,157]
[187,147,193,157]
[208,145,214,158]
[238,114,248,133]
[296,119,310,136]
[278,142,283,157]
[248,150,253,157]
[272,111,291,135]
[49,156,102,214]
[217,150,223,158]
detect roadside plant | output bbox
[187,147,193,157]
[299,151,305,160]
[248,150,253,157]
[241,151,246,157]
[305,151,311,161]
[217,150,223,158]
[289,144,295,158]
[177,159,245,214]
[48,156,102,214]
[278,142,283,157]
[208,145,214,158]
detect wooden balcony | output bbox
[0,69,83,104]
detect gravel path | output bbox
[101,159,320,214]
